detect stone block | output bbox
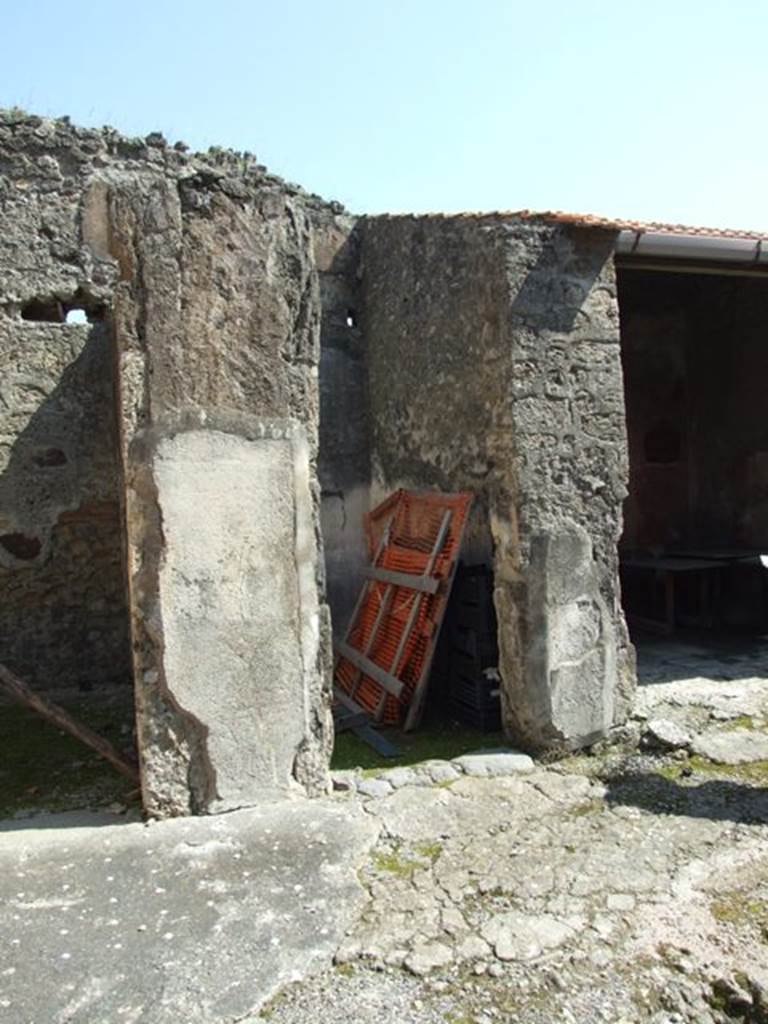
[452,749,534,777]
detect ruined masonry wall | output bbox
[0,111,335,815]
[501,220,634,747]
[0,115,130,692]
[361,215,634,751]
[362,216,514,564]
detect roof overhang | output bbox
[618,227,768,268]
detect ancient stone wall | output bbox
[361,214,633,750]
[0,113,131,692]
[361,215,513,564]
[310,212,370,639]
[0,111,334,815]
[501,219,634,748]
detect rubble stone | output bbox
[692,729,768,765]
[452,750,535,777]
[644,718,692,750]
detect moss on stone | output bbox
[654,762,685,781]
[688,754,768,784]
[415,841,443,863]
[331,723,504,772]
[570,797,605,817]
[371,848,421,879]
[722,715,757,731]
[711,891,768,932]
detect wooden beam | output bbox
[0,662,139,783]
[332,687,399,757]
[337,643,404,699]
[378,508,452,726]
[404,507,467,731]
[363,566,439,594]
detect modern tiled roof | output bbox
[515,210,768,241]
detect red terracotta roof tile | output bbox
[366,210,768,241]
[515,210,768,240]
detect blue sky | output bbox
[3,1,767,229]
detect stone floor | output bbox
[0,800,378,1023]
[258,633,768,1024]
[1,633,767,1023]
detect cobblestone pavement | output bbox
[259,636,768,1024]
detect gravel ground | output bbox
[254,635,768,1024]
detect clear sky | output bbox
[3,1,767,229]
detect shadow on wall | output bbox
[317,225,371,639]
[0,319,132,692]
[508,230,608,335]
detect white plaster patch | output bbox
[154,428,315,809]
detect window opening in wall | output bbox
[616,265,768,687]
[345,309,357,328]
[65,308,88,325]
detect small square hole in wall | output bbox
[21,297,64,322]
[20,296,107,324]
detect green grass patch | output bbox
[0,693,136,819]
[372,848,421,879]
[711,891,768,934]
[722,715,757,732]
[654,761,684,781]
[331,721,504,772]
[570,797,605,817]
[687,755,768,784]
[415,841,443,862]
[653,754,768,786]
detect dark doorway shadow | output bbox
[0,316,135,825]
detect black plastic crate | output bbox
[449,694,501,731]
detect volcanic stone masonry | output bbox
[0,109,635,815]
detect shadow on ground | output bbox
[604,770,768,825]
[634,629,768,686]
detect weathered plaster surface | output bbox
[0,110,335,815]
[501,220,634,747]
[154,428,319,809]
[105,150,334,814]
[361,215,634,750]
[361,215,513,563]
